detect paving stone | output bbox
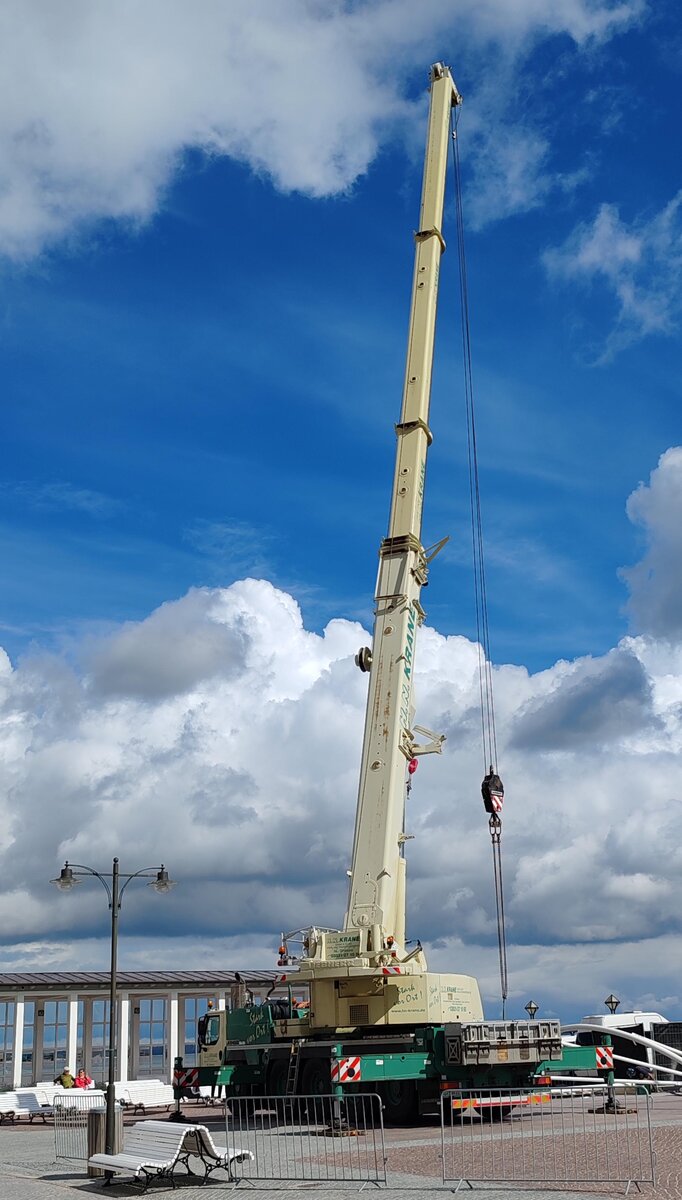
[0,1092,680,1198]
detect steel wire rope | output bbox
[450,105,508,1014]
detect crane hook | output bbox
[481,765,504,817]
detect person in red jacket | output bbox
[74,1068,93,1089]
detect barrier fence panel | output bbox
[53,1091,108,1161]
[225,1092,386,1186]
[441,1084,655,1191]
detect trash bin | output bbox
[87,1106,123,1177]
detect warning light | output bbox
[408,758,418,775]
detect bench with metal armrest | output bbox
[144,1120,254,1183]
[88,1121,191,1191]
[88,1119,253,1191]
[0,1091,53,1123]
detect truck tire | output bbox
[381,1080,417,1124]
[266,1058,289,1097]
[301,1057,330,1098]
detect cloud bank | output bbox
[544,193,682,359]
[0,0,643,259]
[622,447,682,641]
[1,446,681,1018]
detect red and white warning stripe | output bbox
[331,1056,362,1083]
[595,1046,614,1069]
[173,1067,199,1088]
[382,965,402,975]
[450,1093,551,1111]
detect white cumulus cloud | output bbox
[621,447,682,641]
[0,0,643,259]
[1,448,682,1017]
[543,193,682,358]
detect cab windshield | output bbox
[198,1013,221,1047]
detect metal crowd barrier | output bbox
[440,1084,655,1191]
[53,1090,108,1161]
[225,1092,386,1186]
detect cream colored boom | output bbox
[343,64,461,963]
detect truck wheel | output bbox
[266,1058,289,1097]
[301,1057,330,1098]
[381,1080,417,1124]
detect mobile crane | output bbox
[174,63,604,1121]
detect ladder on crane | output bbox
[285,1040,303,1096]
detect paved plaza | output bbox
[2,1095,682,1200]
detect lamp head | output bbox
[524,999,539,1020]
[605,993,620,1015]
[150,866,176,894]
[51,863,79,892]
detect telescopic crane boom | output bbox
[343,63,459,964]
[284,65,483,1026]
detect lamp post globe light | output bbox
[605,994,620,1015]
[524,1000,539,1020]
[51,857,176,1163]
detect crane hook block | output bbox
[355,646,373,672]
[481,768,504,817]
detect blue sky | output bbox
[1,1,681,1021]
[1,2,679,672]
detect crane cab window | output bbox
[198,1013,221,1047]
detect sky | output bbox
[0,1,681,1024]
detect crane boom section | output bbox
[343,66,461,964]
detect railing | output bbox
[53,1091,108,1161]
[225,1092,386,1186]
[441,1084,655,1191]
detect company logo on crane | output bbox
[399,605,417,729]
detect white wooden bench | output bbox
[0,1090,53,1123]
[87,1121,191,1191]
[0,1092,18,1123]
[118,1082,176,1114]
[12,1090,53,1122]
[189,1084,218,1105]
[53,1088,107,1108]
[143,1120,254,1183]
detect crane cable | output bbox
[450,105,509,1017]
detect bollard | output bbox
[332,1042,345,1131]
[87,1106,122,1177]
[169,1055,186,1122]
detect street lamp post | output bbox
[524,1000,539,1020]
[603,994,621,1111]
[51,857,176,1167]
